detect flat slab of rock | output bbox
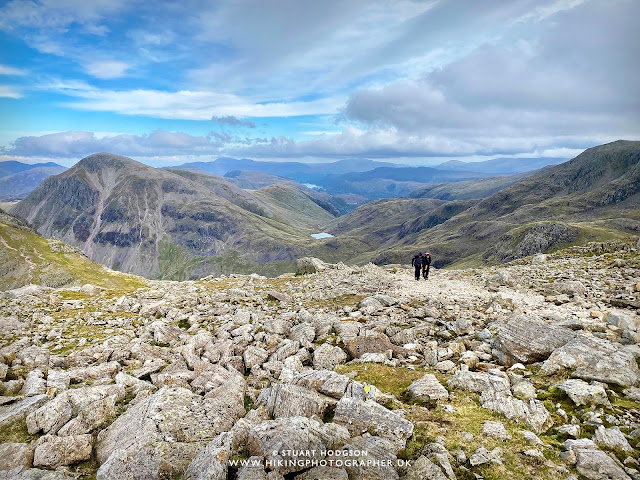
[406,374,449,405]
[492,315,574,366]
[184,431,233,480]
[0,442,34,471]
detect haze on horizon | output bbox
[0,0,638,168]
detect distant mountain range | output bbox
[0,161,66,200]
[334,140,640,267]
[6,141,637,280]
[434,157,567,174]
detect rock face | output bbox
[492,315,574,365]
[96,386,244,479]
[296,257,328,275]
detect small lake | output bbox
[303,183,322,190]
[310,232,334,239]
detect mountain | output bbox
[409,172,531,200]
[12,153,357,280]
[334,140,640,267]
[222,169,304,190]
[0,160,63,178]
[0,207,144,291]
[319,166,492,199]
[435,156,567,174]
[171,157,403,183]
[0,165,68,200]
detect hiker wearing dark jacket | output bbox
[423,252,432,279]
[411,252,423,280]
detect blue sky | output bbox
[0,0,638,167]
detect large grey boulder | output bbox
[312,344,347,370]
[257,383,329,419]
[556,379,609,406]
[294,466,348,480]
[406,374,449,405]
[33,434,92,468]
[542,335,640,387]
[296,257,328,275]
[492,315,574,366]
[480,391,553,434]
[330,435,400,480]
[26,384,125,435]
[247,417,349,475]
[447,367,510,395]
[289,370,350,399]
[333,397,414,444]
[96,385,245,479]
[593,426,633,452]
[564,440,630,480]
[405,455,448,480]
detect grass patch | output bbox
[0,419,37,444]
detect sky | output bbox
[0,0,638,167]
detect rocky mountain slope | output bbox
[0,240,639,479]
[0,207,145,292]
[337,140,640,267]
[11,153,355,280]
[435,157,567,175]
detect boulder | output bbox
[563,441,631,480]
[296,257,327,275]
[257,383,329,419]
[345,333,404,359]
[247,417,349,475]
[482,421,511,440]
[244,346,269,370]
[447,367,511,395]
[480,391,553,434]
[289,370,350,399]
[330,435,400,480]
[0,395,48,431]
[21,370,46,397]
[33,434,92,468]
[593,426,633,452]
[556,379,609,406]
[26,384,125,435]
[492,315,574,366]
[406,374,449,405]
[96,386,244,479]
[333,397,414,445]
[313,344,347,370]
[541,335,640,387]
[404,456,448,480]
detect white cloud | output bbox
[52,85,344,120]
[0,64,26,75]
[85,60,129,79]
[0,85,22,98]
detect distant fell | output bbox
[435,157,567,174]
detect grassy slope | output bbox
[0,220,145,291]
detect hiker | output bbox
[423,252,432,279]
[411,252,423,280]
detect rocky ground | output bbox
[0,241,639,480]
